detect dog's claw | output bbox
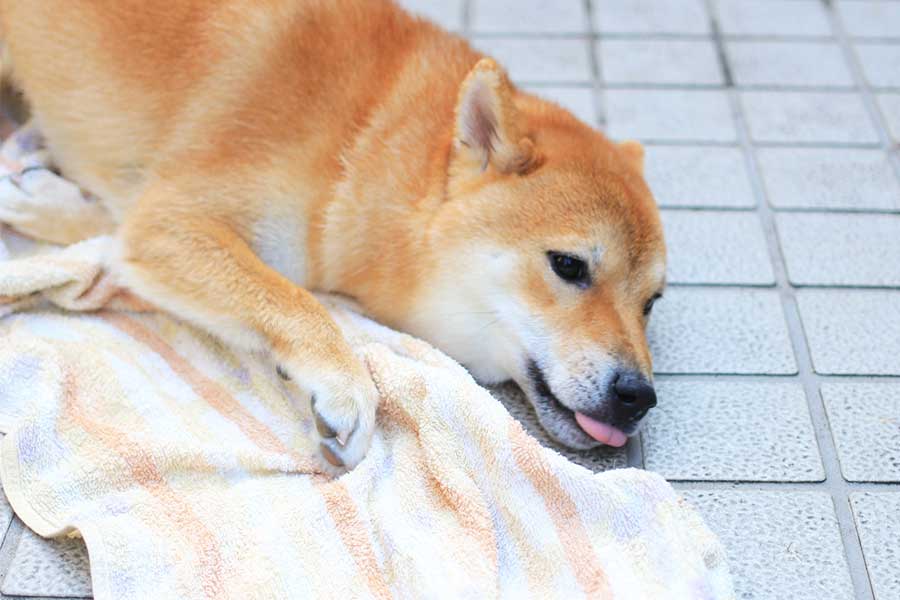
[319,440,345,467]
[276,364,291,380]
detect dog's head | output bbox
[407,59,666,449]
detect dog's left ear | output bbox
[618,140,645,176]
[452,58,538,176]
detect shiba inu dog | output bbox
[0,0,666,469]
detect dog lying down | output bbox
[0,0,666,469]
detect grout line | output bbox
[583,0,608,128]
[672,481,900,492]
[703,0,877,597]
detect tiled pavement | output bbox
[1,1,899,598]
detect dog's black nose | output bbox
[613,372,657,420]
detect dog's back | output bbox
[0,0,476,218]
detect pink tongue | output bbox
[575,412,628,447]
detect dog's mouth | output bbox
[526,360,628,448]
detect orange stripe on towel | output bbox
[101,312,319,473]
[61,368,227,600]
[317,481,392,600]
[509,421,613,599]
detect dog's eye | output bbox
[548,252,588,284]
[643,293,662,316]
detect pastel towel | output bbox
[0,125,734,599]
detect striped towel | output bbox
[0,125,734,599]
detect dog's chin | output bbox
[522,360,633,450]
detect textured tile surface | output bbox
[606,90,737,142]
[488,383,627,471]
[839,1,900,39]
[726,41,854,88]
[778,213,900,286]
[599,40,722,86]
[644,146,756,208]
[714,0,832,37]
[644,381,823,481]
[648,288,797,374]
[757,148,900,211]
[593,0,710,34]
[855,44,900,88]
[472,38,592,84]
[877,94,900,141]
[850,493,900,600]
[823,383,900,482]
[797,289,900,375]
[396,0,464,31]
[683,490,855,600]
[470,0,586,33]
[741,91,879,144]
[1,527,92,598]
[662,210,774,285]
[525,86,597,126]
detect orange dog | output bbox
[0,0,666,468]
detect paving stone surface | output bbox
[850,493,900,600]
[661,210,774,285]
[599,39,723,86]
[777,212,900,287]
[741,91,879,144]
[1,527,91,598]
[797,289,900,375]
[726,41,854,88]
[713,0,833,37]
[683,490,855,600]
[644,145,756,209]
[644,380,824,481]
[648,288,796,375]
[606,89,737,142]
[756,147,900,211]
[822,383,900,482]
[2,2,900,599]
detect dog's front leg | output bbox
[116,184,378,470]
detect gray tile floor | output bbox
[1,1,899,598]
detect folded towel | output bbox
[0,125,734,599]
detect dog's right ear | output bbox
[451,58,538,178]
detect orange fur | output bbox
[1,0,666,462]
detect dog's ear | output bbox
[618,140,645,176]
[452,58,538,176]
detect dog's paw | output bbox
[280,361,378,471]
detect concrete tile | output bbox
[1,527,92,598]
[488,382,627,471]
[606,90,737,142]
[850,492,900,600]
[757,148,900,211]
[661,210,775,285]
[472,38,592,84]
[777,213,900,286]
[593,0,710,35]
[648,288,797,374]
[877,93,900,142]
[726,41,854,88]
[823,382,900,482]
[644,146,755,208]
[396,0,463,31]
[645,381,824,481]
[683,490,854,600]
[524,86,597,126]
[839,1,900,39]
[741,91,879,144]
[855,43,900,88]
[599,39,722,86]
[470,0,586,33]
[714,0,832,37]
[797,289,900,375]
